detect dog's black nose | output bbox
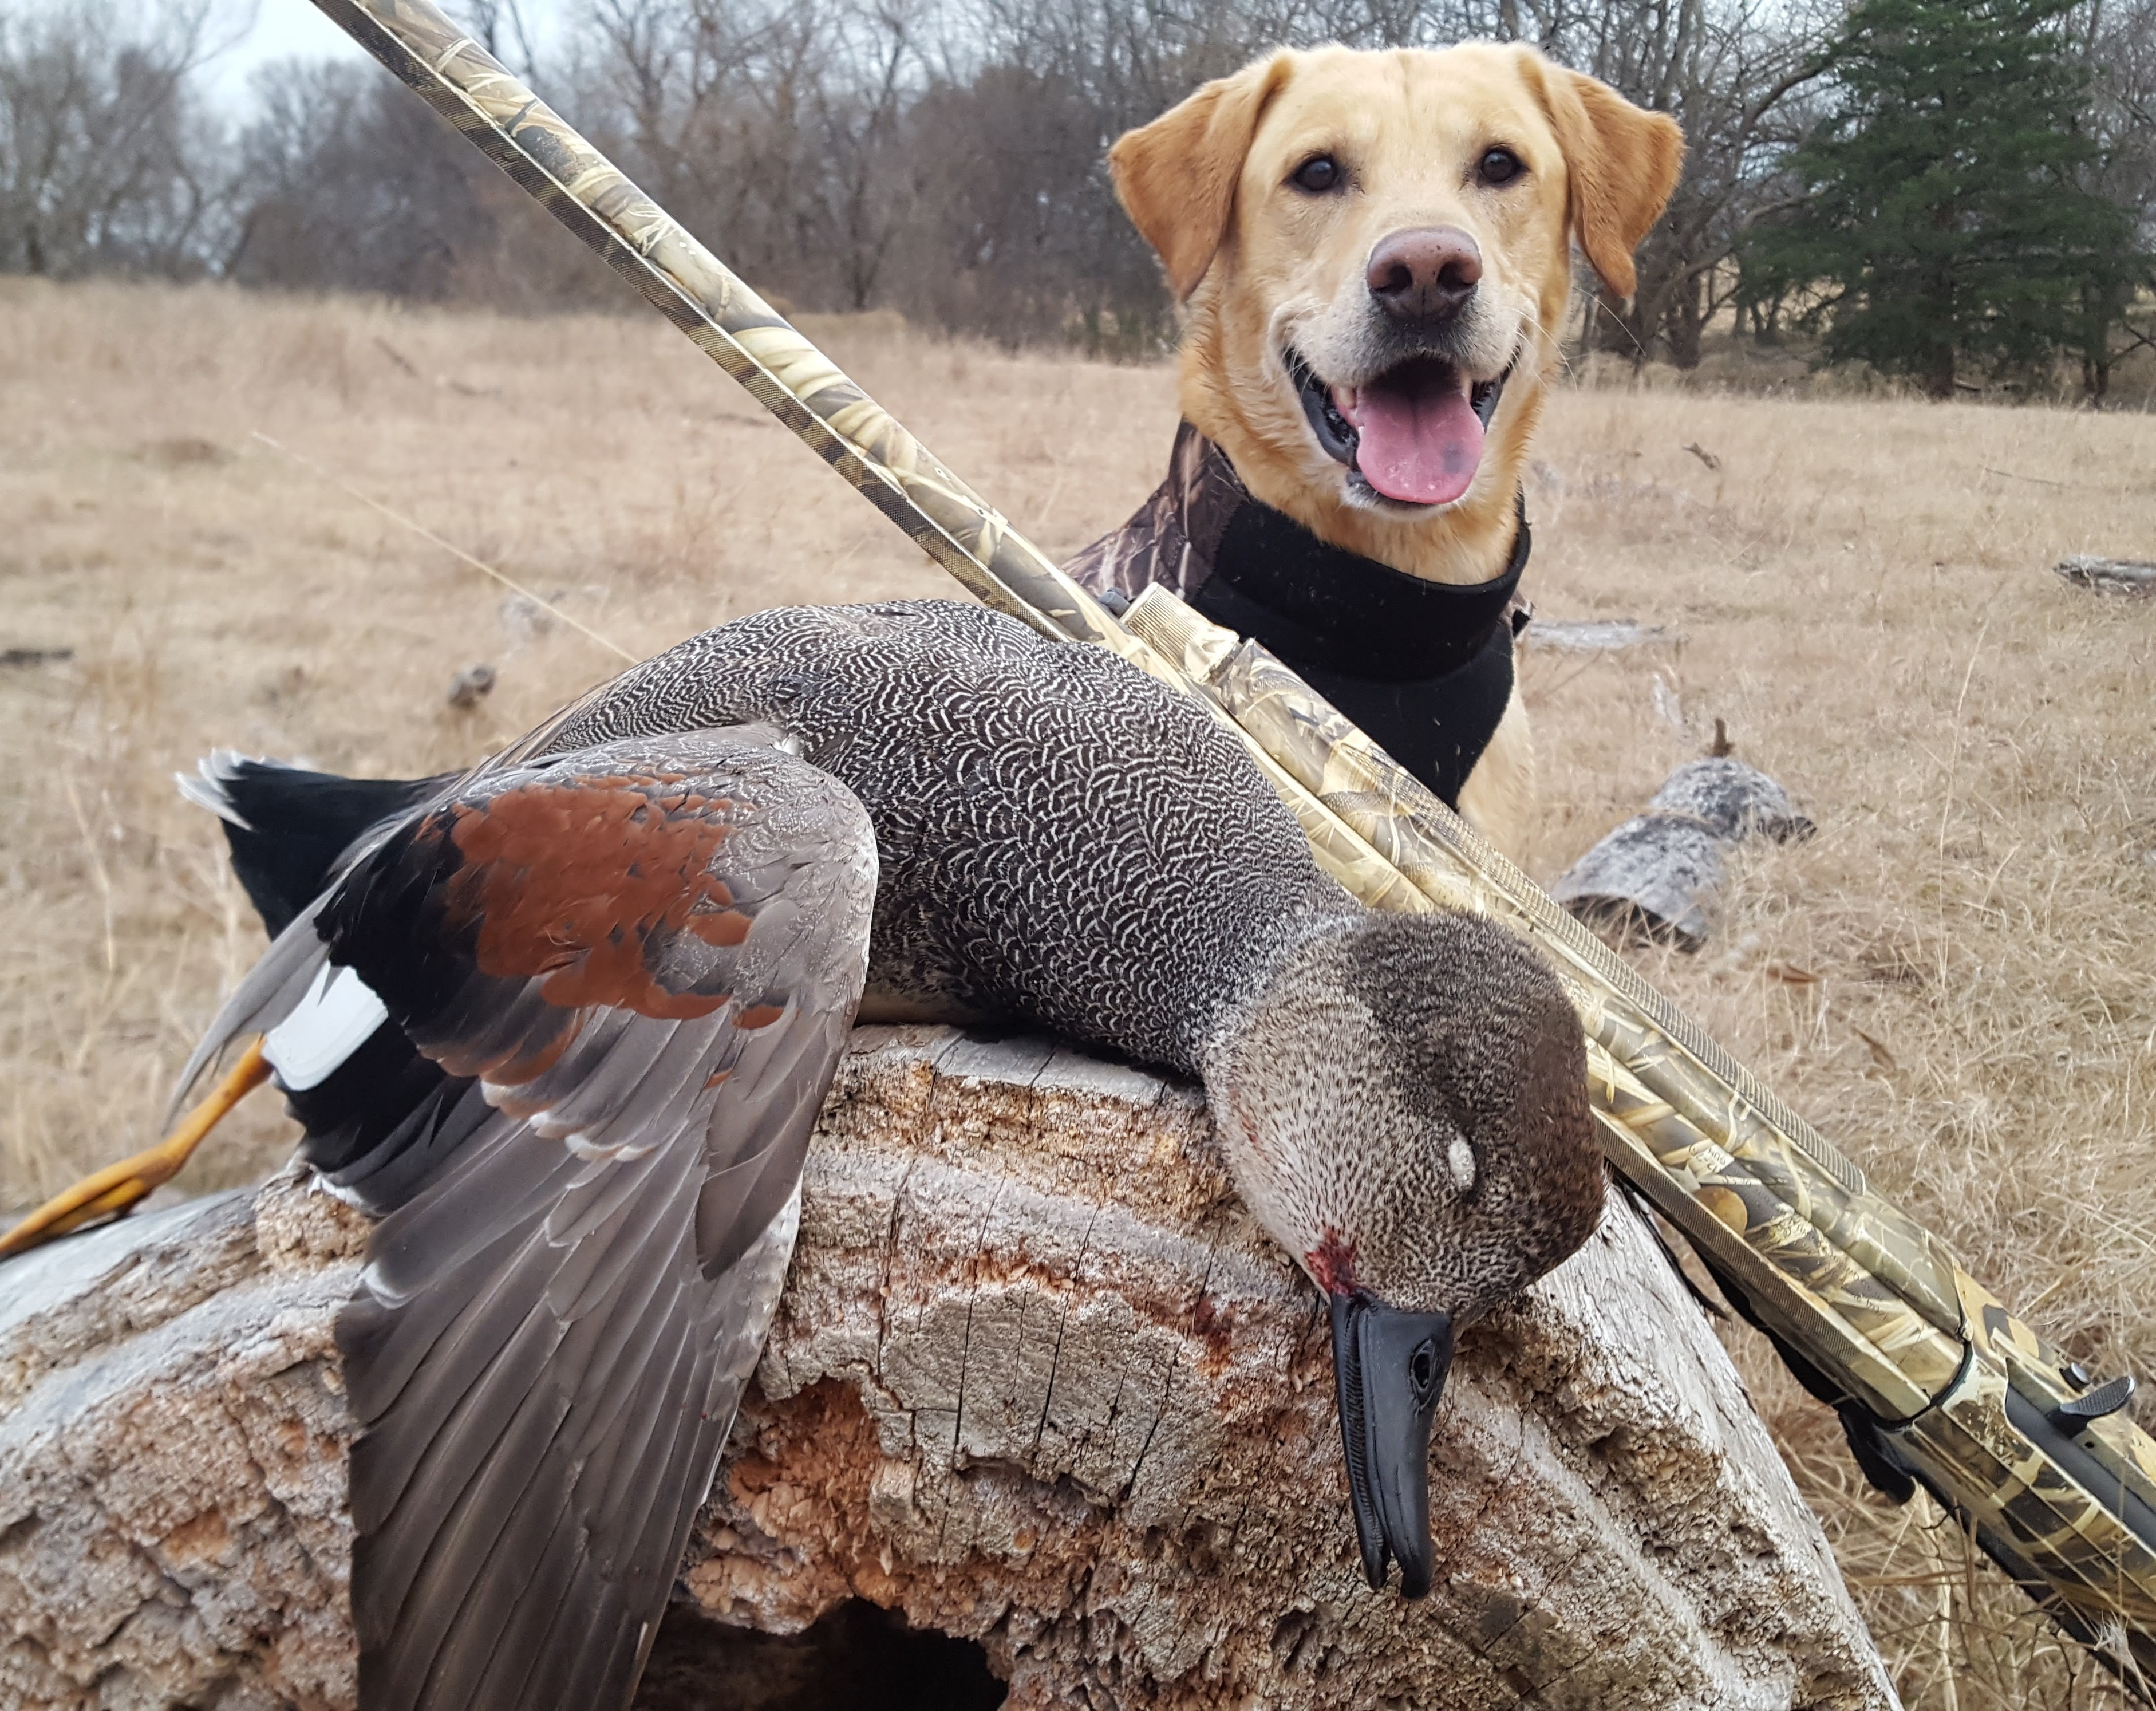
[1366,227,1482,324]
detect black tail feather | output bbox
[182,755,451,937]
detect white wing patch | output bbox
[264,962,389,1090]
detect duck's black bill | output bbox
[1330,1291,1454,1598]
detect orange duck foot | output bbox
[0,1040,273,1260]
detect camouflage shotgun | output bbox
[310,0,2156,1689]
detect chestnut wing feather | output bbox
[310,732,875,1711]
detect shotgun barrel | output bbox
[306,0,2156,1688]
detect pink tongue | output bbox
[1346,373,1483,505]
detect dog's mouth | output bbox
[1289,348,1511,508]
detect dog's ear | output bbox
[1521,54,1685,299]
[1110,53,1295,300]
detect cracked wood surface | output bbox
[0,1024,1897,1710]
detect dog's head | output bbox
[1111,45,1683,579]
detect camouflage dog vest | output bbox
[1063,423,1531,809]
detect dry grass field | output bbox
[3,277,2153,1708]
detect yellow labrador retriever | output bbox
[1065,45,1682,857]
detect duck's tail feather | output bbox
[179,752,452,937]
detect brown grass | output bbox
[3,277,2152,1708]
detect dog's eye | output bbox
[1478,147,1523,187]
[1291,155,1341,194]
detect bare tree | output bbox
[582,0,832,302]
[1419,1,1838,367]
[1613,2,1839,366]
[807,0,919,309]
[0,0,228,277]
[2075,0,2156,392]
[883,0,1840,358]
[222,53,619,307]
[13,0,2129,383]
[224,58,486,297]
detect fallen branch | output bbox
[2055,555,2156,596]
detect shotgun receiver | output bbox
[307,0,2156,1688]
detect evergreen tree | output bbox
[1744,0,2143,398]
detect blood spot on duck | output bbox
[438,776,753,1020]
[1306,1229,1359,1295]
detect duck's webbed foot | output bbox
[0,1040,271,1259]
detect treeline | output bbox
[3,0,2152,388]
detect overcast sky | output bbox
[199,0,569,114]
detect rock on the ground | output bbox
[0,1025,1897,1710]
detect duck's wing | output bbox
[189,729,876,1711]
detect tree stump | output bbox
[0,1026,1897,1710]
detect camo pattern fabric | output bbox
[1062,422,1249,604]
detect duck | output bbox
[50,599,1605,1710]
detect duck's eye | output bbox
[1447,1133,1478,1193]
[1292,155,1342,194]
[1478,147,1523,187]
[1410,1339,1439,1402]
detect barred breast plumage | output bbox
[531,598,1336,1074]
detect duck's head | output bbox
[1203,908,1602,1598]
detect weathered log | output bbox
[1519,618,1684,655]
[0,1025,1896,1710]
[2054,555,2156,596]
[1552,758,1813,949]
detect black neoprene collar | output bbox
[1060,424,1535,808]
[1200,493,1531,682]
